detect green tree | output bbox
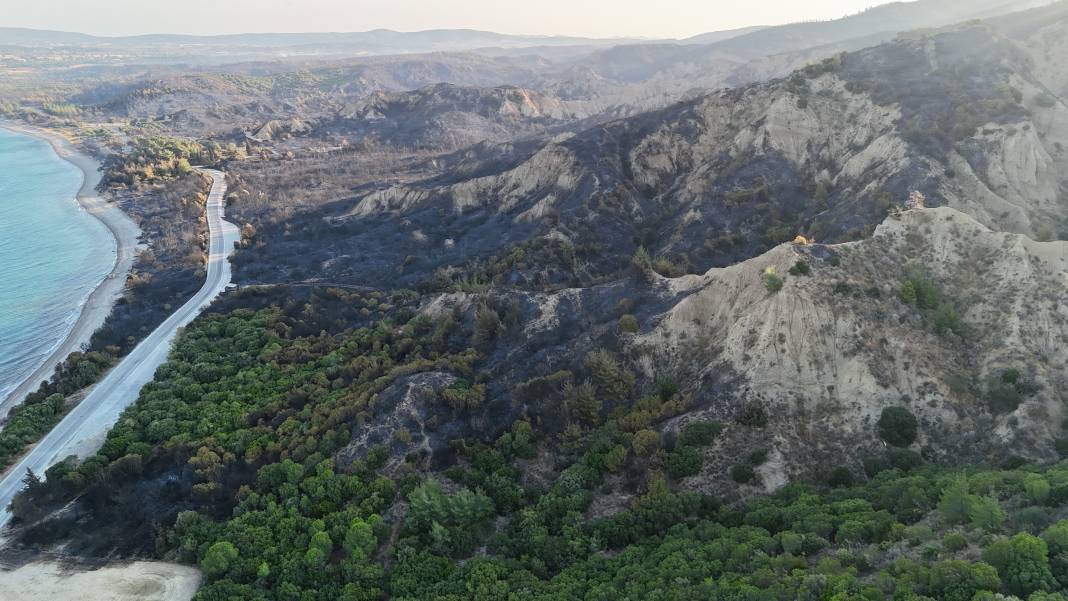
[201,541,239,578]
[631,430,661,456]
[1026,476,1052,505]
[345,517,378,560]
[668,446,703,479]
[939,476,973,525]
[929,560,1001,601]
[943,532,968,552]
[563,380,601,426]
[731,463,756,484]
[1041,520,1068,587]
[982,534,1056,597]
[585,350,634,402]
[472,304,503,346]
[969,496,1007,533]
[1029,592,1068,601]
[878,406,919,447]
[780,531,804,555]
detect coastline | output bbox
[0,121,141,421]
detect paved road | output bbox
[0,169,238,528]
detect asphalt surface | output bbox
[0,169,238,528]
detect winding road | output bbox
[0,169,239,528]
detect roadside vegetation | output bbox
[103,136,243,186]
[0,173,211,474]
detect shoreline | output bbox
[0,121,141,421]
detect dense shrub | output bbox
[668,446,704,479]
[987,369,1040,414]
[982,533,1056,597]
[788,260,811,276]
[828,467,855,488]
[730,463,757,484]
[737,403,769,428]
[678,421,722,447]
[617,314,639,334]
[878,406,919,447]
[763,267,785,293]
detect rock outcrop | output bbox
[638,207,1068,482]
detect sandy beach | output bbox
[0,121,141,421]
[0,560,201,601]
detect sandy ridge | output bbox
[0,121,141,421]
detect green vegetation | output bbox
[899,266,964,336]
[986,368,1041,414]
[104,136,203,185]
[433,238,578,292]
[666,420,722,480]
[729,462,756,484]
[788,260,812,276]
[17,291,1068,601]
[440,379,487,411]
[763,266,785,293]
[104,136,243,186]
[678,420,722,447]
[878,406,919,447]
[0,351,114,470]
[801,54,844,79]
[617,314,639,334]
[41,102,80,117]
[667,445,704,479]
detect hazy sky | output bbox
[3,0,895,39]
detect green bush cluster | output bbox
[788,260,812,276]
[763,267,786,293]
[899,266,964,336]
[878,406,919,447]
[987,368,1041,414]
[0,350,114,470]
[667,420,722,480]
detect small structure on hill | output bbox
[905,190,927,210]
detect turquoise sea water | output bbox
[0,127,115,401]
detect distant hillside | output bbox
[558,0,1059,85]
[332,83,587,151]
[704,0,1056,58]
[680,26,769,45]
[0,26,645,55]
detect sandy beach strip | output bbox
[0,560,201,601]
[0,121,141,421]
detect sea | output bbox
[0,126,115,403]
